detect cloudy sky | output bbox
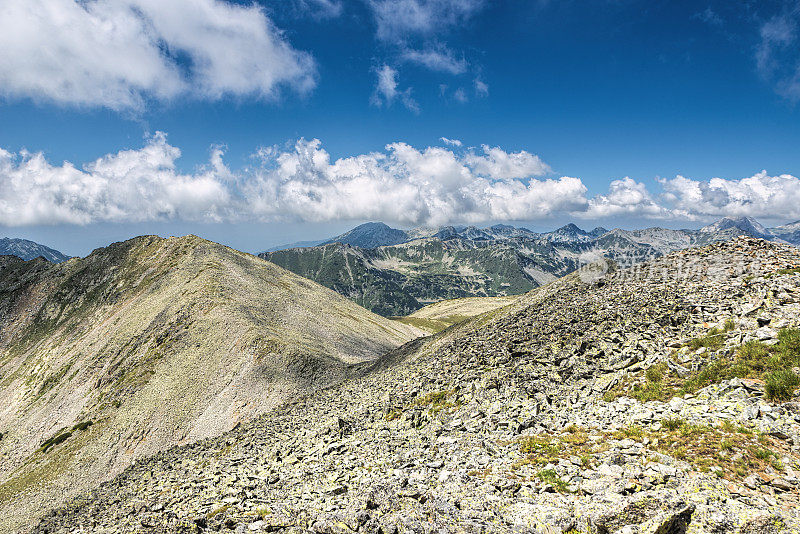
[1,0,800,255]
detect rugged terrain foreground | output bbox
[0,236,420,533]
[33,238,800,533]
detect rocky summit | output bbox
[31,237,800,534]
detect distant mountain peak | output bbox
[700,216,768,237]
[0,237,70,263]
[322,222,410,249]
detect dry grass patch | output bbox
[613,421,791,480]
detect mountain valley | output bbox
[263,217,800,316]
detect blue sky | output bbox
[1,0,800,256]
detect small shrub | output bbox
[206,505,230,519]
[764,370,800,402]
[687,328,725,351]
[385,409,402,421]
[750,447,775,461]
[536,469,569,492]
[662,418,685,431]
[40,430,72,453]
[723,319,736,332]
[645,363,667,383]
[519,436,562,457]
[71,421,93,432]
[614,425,644,440]
[737,341,770,368]
[720,420,736,433]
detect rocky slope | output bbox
[0,235,420,533]
[0,237,70,263]
[34,237,800,533]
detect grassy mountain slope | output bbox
[0,235,420,532]
[393,294,520,333]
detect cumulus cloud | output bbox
[243,139,583,225]
[401,47,468,74]
[0,0,315,111]
[660,171,800,221]
[585,177,668,218]
[465,145,551,179]
[368,0,486,42]
[0,133,230,226]
[4,136,799,227]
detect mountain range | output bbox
[262,216,800,316]
[0,238,70,263]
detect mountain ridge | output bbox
[0,234,421,532]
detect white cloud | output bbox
[374,65,399,104]
[756,11,800,101]
[401,47,468,74]
[0,0,315,111]
[5,135,800,227]
[474,78,489,97]
[694,7,723,27]
[368,0,486,42]
[585,177,667,218]
[465,145,551,179]
[660,171,800,221]
[296,0,343,18]
[453,88,469,103]
[372,65,419,112]
[244,139,581,225]
[0,133,230,226]
[440,137,462,147]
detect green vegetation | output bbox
[509,419,789,488]
[536,469,569,492]
[608,327,800,403]
[71,421,93,432]
[39,420,94,453]
[415,389,462,414]
[604,362,669,403]
[686,327,726,351]
[764,370,800,401]
[39,429,72,453]
[614,422,783,480]
[766,267,800,278]
[206,505,230,519]
[263,241,544,316]
[392,316,453,334]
